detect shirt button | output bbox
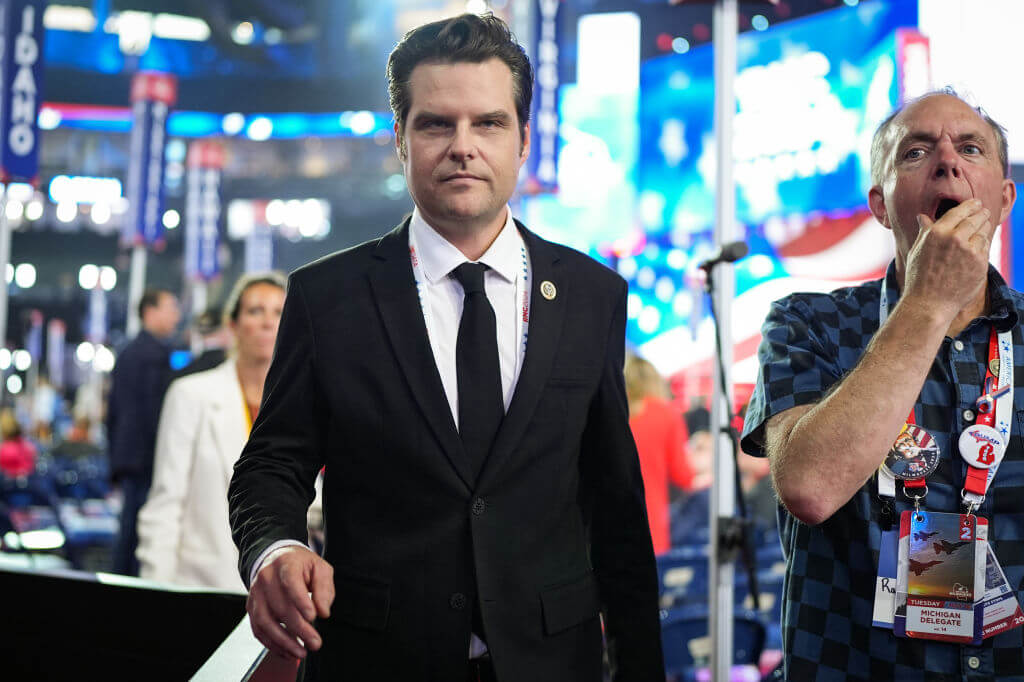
[450,592,467,610]
[472,497,486,516]
[967,656,981,670]
[954,340,965,352]
[963,409,976,422]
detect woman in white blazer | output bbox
[136,272,287,591]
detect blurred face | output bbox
[230,283,285,364]
[869,94,1016,265]
[398,58,530,241]
[689,431,713,480]
[146,293,180,338]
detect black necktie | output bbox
[451,262,504,474]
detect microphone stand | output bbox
[704,264,760,614]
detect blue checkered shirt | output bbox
[741,262,1024,681]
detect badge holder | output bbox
[895,510,984,644]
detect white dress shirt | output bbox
[409,205,531,422]
[251,208,533,658]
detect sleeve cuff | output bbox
[249,539,310,587]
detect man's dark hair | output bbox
[194,307,223,336]
[138,288,173,320]
[387,12,533,157]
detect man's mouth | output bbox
[933,197,959,221]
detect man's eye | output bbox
[963,144,982,155]
[903,148,925,160]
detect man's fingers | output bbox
[277,560,318,622]
[935,198,983,231]
[261,577,323,651]
[249,594,308,659]
[965,207,996,242]
[253,615,308,659]
[311,560,335,619]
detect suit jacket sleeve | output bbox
[580,279,665,680]
[228,274,327,586]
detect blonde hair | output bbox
[0,408,22,440]
[624,354,669,405]
[222,271,288,330]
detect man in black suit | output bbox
[229,13,663,681]
[107,287,180,575]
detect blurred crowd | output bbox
[0,272,322,587]
[624,354,779,555]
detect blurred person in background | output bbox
[136,273,286,591]
[0,408,36,478]
[106,287,180,576]
[625,353,692,553]
[31,375,58,446]
[174,305,231,380]
[671,408,713,547]
[52,414,103,461]
[737,442,777,529]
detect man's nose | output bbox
[448,123,475,160]
[933,138,963,179]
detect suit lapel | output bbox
[208,360,249,487]
[368,221,474,491]
[479,224,568,488]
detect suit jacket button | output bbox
[449,592,467,610]
[472,498,486,516]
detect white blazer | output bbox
[137,359,250,592]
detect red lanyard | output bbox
[963,328,1001,497]
[902,328,1001,494]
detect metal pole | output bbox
[126,243,147,338]
[710,1,738,680]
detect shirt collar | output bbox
[409,207,521,285]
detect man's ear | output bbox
[868,185,890,229]
[519,121,531,164]
[999,178,1017,226]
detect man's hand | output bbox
[247,546,334,660]
[904,198,994,317]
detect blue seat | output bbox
[657,548,710,609]
[660,604,765,680]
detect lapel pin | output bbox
[540,280,556,300]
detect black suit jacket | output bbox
[106,330,172,482]
[229,220,664,681]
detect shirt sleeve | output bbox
[740,294,844,458]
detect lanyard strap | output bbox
[961,326,1013,506]
[876,279,1013,503]
[408,227,531,376]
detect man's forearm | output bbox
[769,294,953,525]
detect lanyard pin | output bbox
[976,385,1010,413]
